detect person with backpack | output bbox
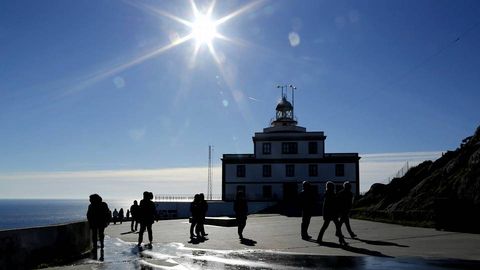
[87,194,111,249]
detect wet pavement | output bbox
[50,215,480,269]
[52,236,480,269]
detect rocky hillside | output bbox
[353,126,480,232]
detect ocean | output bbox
[0,199,133,230]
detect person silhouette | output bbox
[196,193,208,238]
[130,200,139,232]
[112,208,118,225]
[317,181,347,245]
[234,190,248,239]
[118,208,124,224]
[138,191,156,248]
[190,194,201,239]
[86,194,111,250]
[300,181,315,240]
[338,181,357,238]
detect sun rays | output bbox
[121,0,265,69]
[63,0,266,115]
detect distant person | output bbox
[118,208,124,224]
[300,181,315,240]
[317,181,347,245]
[234,190,248,239]
[126,209,130,220]
[190,194,201,239]
[338,181,357,238]
[138,191,156,248]
[196,193,208,238]
[130,200,139,231]
[112,208,119,225]
[87,194,111,249]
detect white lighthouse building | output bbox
[222,88,360,202]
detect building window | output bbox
[282,142,298,154]
[286,164,295,177]
[309,164,318,177]
[308,142,318,154]
[262,164,272,177]
[237,165,246,177]
[335,164,345,177]
[262,185,272,198]
[262,143,271,154]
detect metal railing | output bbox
[154,194,223,201]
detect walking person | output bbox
[87,194,111,250]
[112,209,118,225]
[300,181,315,240]
[138,191,156,248]
[234,190,248,239]
[196,193,209,238]
[118,208,124,224]
[317,181,347,245]
[130,200,139,232]
[338,181,357,238]
[189,194,201,239]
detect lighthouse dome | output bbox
[276,97,293,112]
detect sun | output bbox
[191,13,218,46]
[108,0,265,75]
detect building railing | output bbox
[154,194,223,201]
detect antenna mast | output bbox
[289,84,297,119]
[277,84,287,98]
[207,145,213,200]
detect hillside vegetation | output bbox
[353,126,480,232]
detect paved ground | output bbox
[51,215,480,269]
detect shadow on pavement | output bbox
[308,239,392,258]
[354,237,409,247]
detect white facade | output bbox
[222,95,359,201]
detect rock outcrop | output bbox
[354,126,480,232]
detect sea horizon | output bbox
[0,198,136,231]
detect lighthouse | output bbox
[221,85,360,202]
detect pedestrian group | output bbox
[87,181,356,252]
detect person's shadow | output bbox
[353,237,409,247]
[240,238,257,246]
[307,239,392,257]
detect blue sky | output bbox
[0,0,479,199]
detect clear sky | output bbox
[1,0,479,199]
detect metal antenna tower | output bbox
[207,145,213,200]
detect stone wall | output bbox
[0,221,91,269]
